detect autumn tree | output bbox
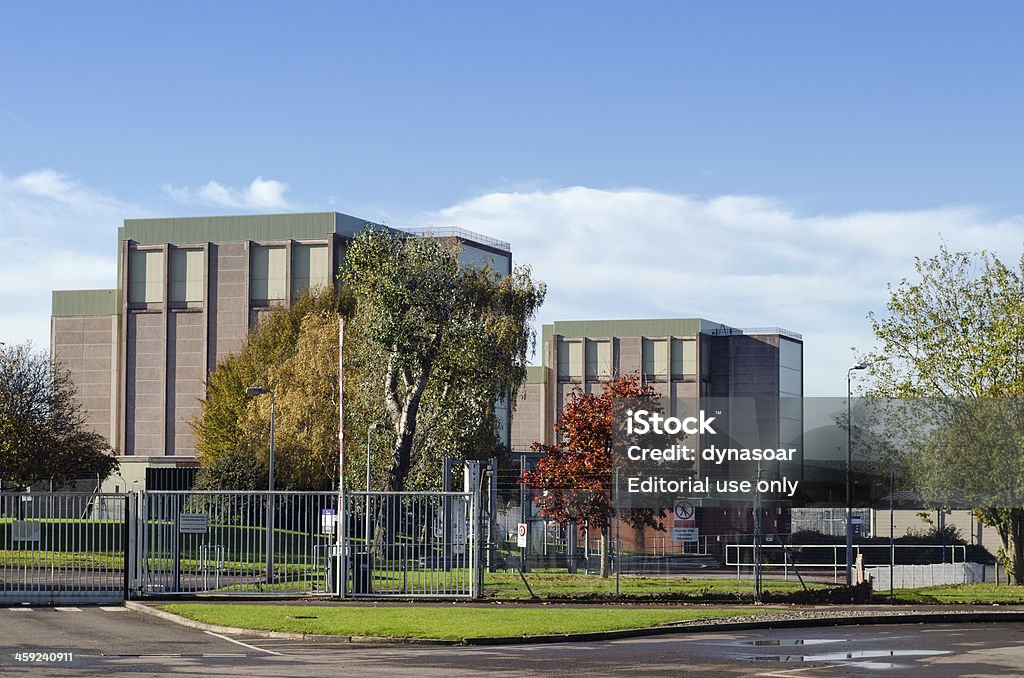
[342,228,546,491]
[0,342,117,489]
[193,287,348,490]
[867,244,1024,582]
[194,229,546,494]
[521,374,666,577]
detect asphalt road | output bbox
[2,606,1024,676]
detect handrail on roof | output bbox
[402,226,511,252]
[709,326,803,341]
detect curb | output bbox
[123,602,1024,647]
[123,601,452,644]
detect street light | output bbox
[845,359,881,586]
[245,386,275,586]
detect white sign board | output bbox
[12,520,41,542]
[671,499,697,542]
[516,523,528,548]
[178,513,208,534]
[451,497,468,554]
[321,509,337,535]
[671,527,699,542]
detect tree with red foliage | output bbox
[521,373,666,577]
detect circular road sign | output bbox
[674,500,695,521]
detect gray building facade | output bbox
[51,212,512,488]
[511,318,803,454]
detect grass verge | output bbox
[155,603,771,639]
[886,583,1024,604]
[485,572,829,600]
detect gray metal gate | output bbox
[2,489,481,602]
[0,492,128,604]
[137,491,337,596]
[341,491,480,598]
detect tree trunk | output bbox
[992,507,1024,585]
[599,528,610,579]
[1011,508,1024,585]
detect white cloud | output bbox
[0,170,133,350]
[421,187,1024,396]
[163,177,292,210]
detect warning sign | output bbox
[671,499,698,543]
[516,523,528,548]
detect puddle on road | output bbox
[751,656,911,670]
[747,648,952,670]
[741,639,839,647]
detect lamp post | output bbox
[365,423,384,545]
[246,386,275,586]
[845,360,884,586]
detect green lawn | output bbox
[888,583,1024,604]
[156,603,771,639]
[486,571,829,600]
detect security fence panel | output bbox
[138,491,337,596]
[343,491,479,598]
[0,492,128,605]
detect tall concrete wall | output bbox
[209,242,249,365]
[166,312,204,456]
[125,312,164,455]
[51,315,117,443]
[511,382,545,450]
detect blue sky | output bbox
[3,2,1024,395]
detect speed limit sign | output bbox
[516,523,528,548]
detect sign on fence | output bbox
[517,523,528,547]
[12,520,41,543]
[178,513,208,534]
[321,509,337,534]
[671,499,699,542]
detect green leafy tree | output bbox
[343,228,546,491]
[867,244,1024,582]
[194,230,546,494]
[0,342,117,489]
[193,287,348,490]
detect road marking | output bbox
[757,668,828,677]
[100,606,127,612]
[204,631,284,656]
[202,653,247,658]
[55,607,82,611]
[8,607,33,612]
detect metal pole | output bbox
[337,318,346,598]
[266,392,276,587]
[846,369,854,586]
[890,467,895,604]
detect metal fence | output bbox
[726,543,968,582]
[0,492,128,604]
[1,488,484,603]
[791,508,872,537]
[138,491,338,596]
[341,491,479,598]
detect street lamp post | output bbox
[246,386,275,586]
[845,360,884,586]
[845,363,866,586]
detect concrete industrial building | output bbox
[510,318,804,541]
[511,318,803,451]
[50,212,511,490]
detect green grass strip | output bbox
[888,583,1024,604]
[485,572,828,599]
[156,603,770,640]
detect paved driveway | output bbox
[2,606,1024,676]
